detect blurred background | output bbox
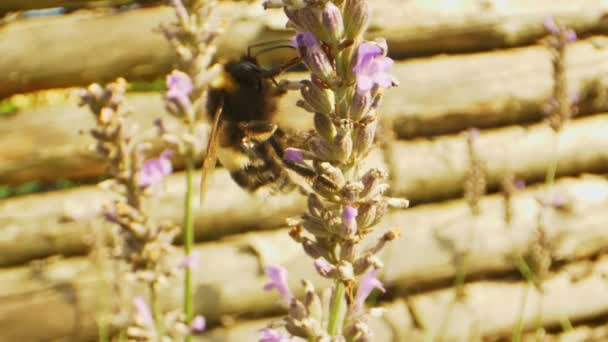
[2,0,608,341]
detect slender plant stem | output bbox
[149,282,164,337]
[513,133,560,341]
[545,134,560,187]
[184,155,195,328]
[512,283,530,342]
[98,322,108,342]
[328,281,346,336]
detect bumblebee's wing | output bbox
[200,96,223,205]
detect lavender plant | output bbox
[257,0,408,340]
[511,16,577,341]
[159,0,221,328]
[79,79,205,340]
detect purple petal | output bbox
[544,16,559,35]
[355,268,385,310]
[353,42,383,74]
[353,42,395,92]
[291,32,319,50]
[140,150,173,187]
[133,296,154,327]
[356,75,374,92]
[313,258,335,277]
[263,265,294,304]
[566,29,577,42]
[259,328,293,342]
[180,251,200,270]
[166,70,193,96]
[371,72,395,88]
[343,205,358,221]
[190,315,206,333]
[285,148,304,163]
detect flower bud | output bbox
[343,0,370,41]
[292,33,335,83]
[296,99,315,113]
[302,214,331,238]
[322,2,344,43]
[318,162,345,188]
[301,80,335,115]
[353,115,378,158]
[314,257,338,278]
[285,7,327,42]
[312,175,341,199]
[333,130,353,163]
[386,197,410,209]
[360,168,388,198]
[341,205,358,238]
[340,182,363,203]
[307,193,325,218]
[303,280,323,321]
[356,201,387,230]
[340,240,356,261]
[289,300,308,321]
[350,88,371,121]
[302,239,325,259]
[314,113,337,142]
[309,136,336,161]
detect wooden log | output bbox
[390,37,608,138]
[0,0,136,13]
[2,175,608,340]
[6,35,608,185]
[3,1,608,98]
[408,256,608,341]
[387,115,608,201]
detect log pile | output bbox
[2,1,608,341]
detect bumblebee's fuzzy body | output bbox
[206,56,292,192]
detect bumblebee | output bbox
[200,48,310,198]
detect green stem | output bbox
[184,156,195,331]
[150,282,163,338]
[327,281,346,336]
[512,283,530,342]
[545,134,559,186]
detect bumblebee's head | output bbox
[222,56,264,91]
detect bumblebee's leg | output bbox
[238,121,278,149]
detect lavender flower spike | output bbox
[354,268,385,311]
[353,41,396,92]
[140,150,173,187]
[263,265,294,304]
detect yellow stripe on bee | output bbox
[217,146,251,172]
[211,70,239,92]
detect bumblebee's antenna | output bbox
[248,39,292,57]
[253,45,295,58]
